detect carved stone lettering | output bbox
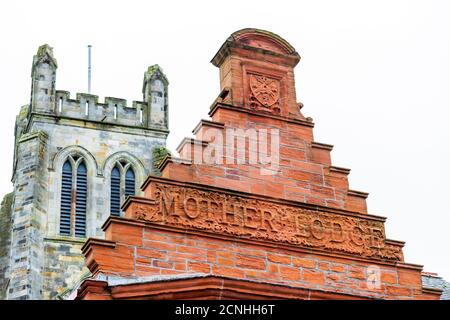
[311,219,324,240]
[331,222,345,243]
[350,226,365,246]
[183,197,200,219]
[130,183,403,261]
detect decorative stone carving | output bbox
[249,74,280,109]
[131,182,403,261]
[134,203,160,222]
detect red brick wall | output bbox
[168,106,367,213]
[85,219,433,300]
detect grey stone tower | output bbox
[0,44,169,299]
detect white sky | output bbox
[0,1,449,280]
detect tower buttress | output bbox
[143,65,169,129]
[30,44,57,114]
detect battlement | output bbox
[55,91,150,128]
[28,44,169,132]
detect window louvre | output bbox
[75,162,87,237]
[110,166,121,216]
[110,163,137,216]
[125,168,135,199]
[59,161,72,236]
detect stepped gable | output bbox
[76,29,441,300]
[162,28,367,213]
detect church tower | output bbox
[0,44,169,299]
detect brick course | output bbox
[81,220,434,299]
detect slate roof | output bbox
[422,273,450,300]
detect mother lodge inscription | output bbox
[130,181,403,261]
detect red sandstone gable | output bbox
[169,29,366,213]
[76,29,441,300]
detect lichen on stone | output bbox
[152,145,171,175]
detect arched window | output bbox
[59,155,88,237]
[60,161,72,236]
[110,161,136,216]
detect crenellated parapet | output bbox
[54,91,151,129]
[27,45,169,132]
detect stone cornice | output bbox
[155,154,192,172]
[211,28,301,68]
[311,142,334,151]
[121,196,156,212]
[329,166,351,175]
[44,236,86,245]
[348,190,369,199]
[209,102,315,128]
[422,287,444,296]
[17,130,48,144]
[26,112,170,137]
[192,119,225,135]
[81,238,116,256]
[175,137,209,153]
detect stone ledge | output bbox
[17,130,48,144]
[311,142,334,151]
[121,196,157,213]
[329,166,351,175]
[192,119,225,135]
[81,238,116,256]
[348,190,369,199]
[422,287,443,295]
[385,239,405,247]
[28,112,170,134]
[155,154,192,172]
[175,137,209,153]
[44,236,87,244]
[209,102,315,128]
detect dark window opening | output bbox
[59,158,88,237]
[110,166,121,216]
[110,163,136,216]
[59,161,72,236]
[125,168,135,198]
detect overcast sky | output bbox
[0,0,449,280]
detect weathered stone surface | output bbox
[0,192,13,299]
[1,45,169,300]
[42,238,88,300]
